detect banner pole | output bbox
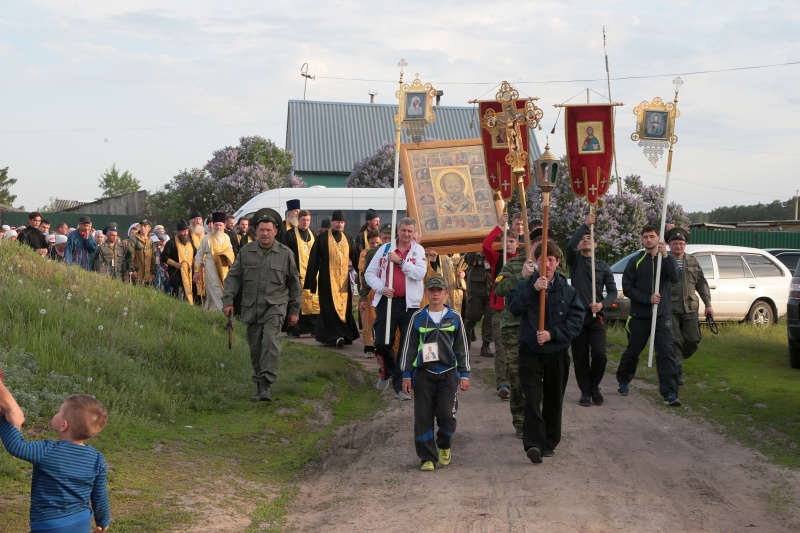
[646,80,681,368]
[384,65,405,345]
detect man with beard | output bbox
[284,209,320,337]
[125,219,156,285]
[438,172,472,214]
[353,209,381,260]
[93,224,127,279]
[284,199,300,233]
[162,220,196,303]
[188,211,206,301]
[64,216,97,270]
[222,214,301,402]
[18,212,49,256]
[193,212,235,312]
[229,216,253,257]
[304,210,360,348]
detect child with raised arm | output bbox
[0,381,111,533]
[400,275,470,471]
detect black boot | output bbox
[251,377,272,402]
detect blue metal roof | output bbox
[286,100,541,175]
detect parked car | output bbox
[788,258,800,368]
[603,245,792,327]
[765,249,800,275]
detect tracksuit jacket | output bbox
[400,305,470,379]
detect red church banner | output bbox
[478,101,531,201]
[564,104,615,205]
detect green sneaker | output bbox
[438,448,451,466]
[420,460,435,471]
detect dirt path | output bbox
[284,337,800,533]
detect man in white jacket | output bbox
[365,217,428,399]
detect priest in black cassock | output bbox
[304,210,360,348]
[284,209,320,337]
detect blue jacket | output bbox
[400,305,470,378]
[507,271,585,355]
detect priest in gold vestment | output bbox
[193,212,235,312]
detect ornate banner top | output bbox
[631,77,683,166]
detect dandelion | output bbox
[7,266,12,271]
[139,324,144,329]
[39,309,46,315]
[123,312,128,317]
[123,307,128,312]
[98,325,104,331]
[85,298,90,303]
[46,289,51,293]
[66,294,72,300]
[134,321,138,326]
[87,377,93,383]
[96,307,102,313]
[220,363,225,369]
[17,279,22,284]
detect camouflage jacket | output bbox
[493,256,526,332]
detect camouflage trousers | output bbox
[501,331,524,430]
[491,309,507,388]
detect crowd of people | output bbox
[1,200,714,530]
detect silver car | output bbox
[603,245,792,327]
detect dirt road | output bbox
[284,338,800,533]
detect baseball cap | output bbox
[425,275,448,290]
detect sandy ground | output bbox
[282,335,800,533]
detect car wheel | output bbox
[748,300,774,327]
[791,347,800,369]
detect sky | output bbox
[1,0,799,215]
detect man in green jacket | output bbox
[665,226,713,384]
[223,214,302,402]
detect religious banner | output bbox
[564,104,617,205]
[477,84,542,200]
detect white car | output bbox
[604,244,792,327]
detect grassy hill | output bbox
[0,241,384,532]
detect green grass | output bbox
[606,322,800,467]
[0,242,385,532]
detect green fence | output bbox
[689,230,800,249]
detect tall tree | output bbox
[149,168,216,223]
[205,136,302,213]
[0,167,17,206]
[98,164,141,199]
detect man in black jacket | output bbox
[566,213,618,407]
[17,212,48,256]
[615,225,682,406]
[508,242,584,464]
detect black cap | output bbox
[286,199,300,211]
[78,216,92,225]
[365,208,378,221]
[380,223,392,234]
[189,210,202,220]
[211,212,227,224]
[332,210,345,222]
[320,218,331,229]
[176,219,188,231]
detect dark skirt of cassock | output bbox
[303,232,360,344]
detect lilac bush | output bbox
[206,136,301,213]
[519,157,688,259]
[346,142,403,188]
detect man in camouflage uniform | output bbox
[222,213,302,402]
[493,250,528,438]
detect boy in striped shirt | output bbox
[0,376,110,533]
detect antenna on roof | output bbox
[368,89,378,104]
[300,63,315,100]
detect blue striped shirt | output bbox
[0,419,110,529]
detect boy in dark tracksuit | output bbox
[507,243,584,464]
[401,275,470,471]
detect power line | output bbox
[0,122,283,134]
[314,60,800,86]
